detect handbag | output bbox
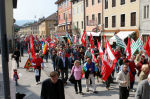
[69,74,75,84]
[69,66,75,84]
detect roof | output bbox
[55,0,64,4]
[46,13,58,21]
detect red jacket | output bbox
[32,57,43,69]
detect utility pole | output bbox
[0,0,11,99]
[84,0,86,31]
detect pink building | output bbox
[55,0,72,36]
[85,0,103,37]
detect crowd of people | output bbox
[38,42,150,99]
[12,40,150,99]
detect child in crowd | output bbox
[13,69,19,86]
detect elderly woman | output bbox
[139,64,150,83]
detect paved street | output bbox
[16,53,137,99]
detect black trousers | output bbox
[74,79,82,92]
[61,69,68,83]
[119,86,129,99]
[16,59,19,68]
[106,75,112,88]
[35,69,41,82]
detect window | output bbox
[92,14,95,21]
[77,21,79,29]
[98,13,101,25]
[112,16,116,27]
[98,0,101,3]
[77,7,79,14]
[144,6,146,19]
[131,0,136,2]
[82,21,83,29]
[112,0,116,7]
[147,5,149,18]
[64,13,65,20]
[131,12,136,26]
[143,5,149,19]
[105,17,108,28]
[121,14,125,27]
[86,16,89,26]
[105,0,108,9]
[59,15,60,20]
[121,0,125,5]
[86,0,88,7]
[92,0,94,5]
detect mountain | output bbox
[15,20,35,26]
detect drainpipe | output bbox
[84,0,86,31]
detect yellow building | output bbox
[103,0,139,41]
[18,25,32,36]
[39,13,57,38]
[72,0,84,43]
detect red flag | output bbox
[30,33,36,59]
[81,30,87,48]
[97,40,104,60]
[90,33,95,49]
[126,38,131,59]
[101,40,117,81]
[144,35,150,57]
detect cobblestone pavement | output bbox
[16,53,137,99]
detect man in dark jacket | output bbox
[13,48,21,68]
[57,52,69,84]
[41,71,65,99]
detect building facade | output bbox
[72,0,84,43]
[140,0,150,43]
[5,0,16,51]
[85,0,103,37]
[39,13,58,38]
[55,0,72,37]
[30,22,39,36]
[104,0,140,41]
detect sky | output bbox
[14,0,57,21]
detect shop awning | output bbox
[86,32,101,36]
[109,31,135,43]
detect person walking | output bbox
[138,64,149,83]
[57,52,69,84]
[135,73,150,99]
[84,58,97,93]
[41,71,65,99]
[116,64,130,99]
[32,53,43,85]
[13,48,21,68]
[71,60,83,94]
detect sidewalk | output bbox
[0,54,16,99]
